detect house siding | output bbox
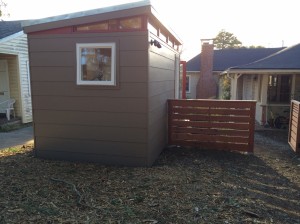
[0,33,32,123]
[185,72,199,99]
[147,34,178,165]
[28,31,150,166]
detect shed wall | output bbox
[29,31,150,166]
[147,34,178,165]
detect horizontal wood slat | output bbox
[168,99,256,153]
[288,100,300,153]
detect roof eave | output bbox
[224,69,300,74]
[22,1,152,33]
[0,31,24,44]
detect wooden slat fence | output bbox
[168,99,256,153]
[288,100,300,153]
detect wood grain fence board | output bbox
[172,133,249,143]
[171,107,251,116]
[288,100,300,153]
[168,99,256,153]
[170,120,250,130]
[170,127,250,137]
[170,140,250,152]
[171,114,251,122]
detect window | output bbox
[76,43,116,86]
[76,22,108,31]
[186,75,191,93]
[268,75,291,103]
[119,16,142,30]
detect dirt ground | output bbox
[0,129,299,224]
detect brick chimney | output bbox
[196,39,217,99]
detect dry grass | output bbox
[0,131,299,224]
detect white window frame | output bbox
[76,43,116,86]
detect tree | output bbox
[0,0,8,19]
[214,29,242,49]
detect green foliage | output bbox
[0,0,7,18]
[248,45,265,48]
[220,75,231,100]
[214,29,242,49]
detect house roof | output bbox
[0,21,23,39]
[22,0,182,44]
[187,47,284,72]
[226,43,300,72]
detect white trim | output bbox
[76,43,116,86]
[26,60,31,96]
[0,31,24,44]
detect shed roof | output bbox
[0,21,23,39]
[22,0,182,44]
[226,43,300,72]
[187,47,284,72]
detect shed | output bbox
[0,21,32,123]
[22,1,182,166]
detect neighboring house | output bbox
[186,40,284,99]
[0,21,32,123]
[22,1,182,166]
[224,43,300,125]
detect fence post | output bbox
[167,100,172,145]
[248,102,256,153]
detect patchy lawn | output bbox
[0,131,299,223]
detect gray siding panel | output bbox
[30,66,75,82]
[35,149,147,167]
[32,95,147,113]
[33,110,147,128]
[147,39,178,165]
[120,51,148,67]
[31,82,147,98]
[120,67,148,83]
[29,32,147,52]
[35,124,147,143]
[30,66,148,83]
[29,52,74,67]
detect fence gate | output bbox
[168,99,256,153]
[288,100,300,153]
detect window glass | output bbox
[119,17,142,29]
[109,19,118,30]
[76,22,108,31]
[77,43,116,86]
[268,75,291,103]
[186,75,190,93]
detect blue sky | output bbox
[4,0,300,60]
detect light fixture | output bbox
[150,39,162,48]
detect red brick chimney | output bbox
[196,39,217,99]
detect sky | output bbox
[3,0,300,60]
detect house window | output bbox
[76,43,116,86]
[268,75,291,103]
[186,75,191,93]
[119,16,142,30]
[76,22,109,31]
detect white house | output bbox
[224,43,300,126]
[0,21,32,123]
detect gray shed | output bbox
[22,1,182,166]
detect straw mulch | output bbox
[0,131,299,223]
